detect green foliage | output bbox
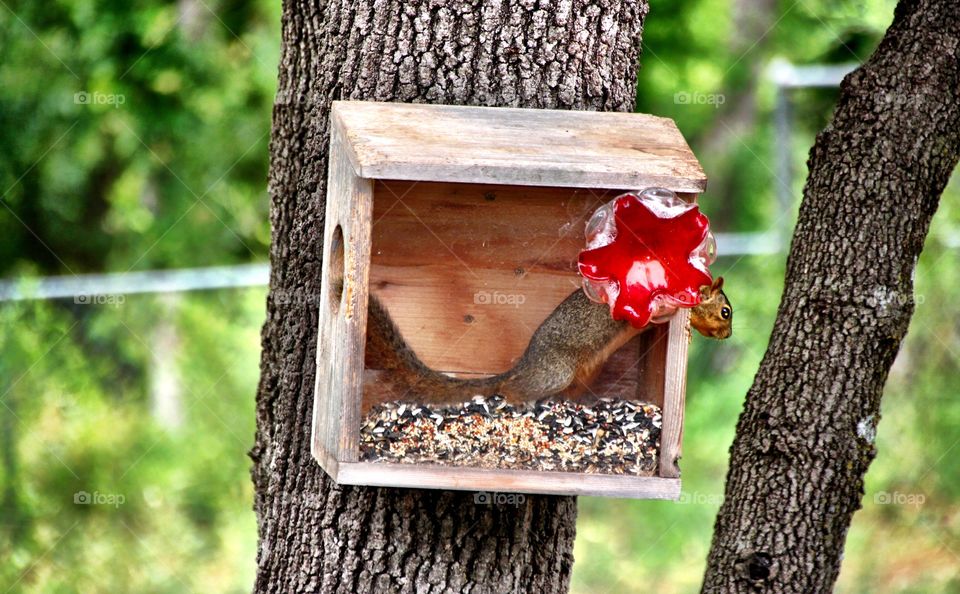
[1,0,273,589]
[0,0,277,275]
[1,291,262,593]
[3,0,960,592]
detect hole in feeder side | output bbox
[328,224,345,314]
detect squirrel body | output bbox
[363,278,731,411]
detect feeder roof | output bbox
[331,101,707,193]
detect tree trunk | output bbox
[702,0,960,591]
[250,1,648,592]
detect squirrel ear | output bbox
[712,276,724,293]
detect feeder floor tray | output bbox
[360,396,661,475]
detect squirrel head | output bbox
[690,277,732,339]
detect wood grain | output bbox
[332,101,707,192]
[367,265,578,374]
[659,308,690,478]
[368,180,616,373]
[311,121,373,469]
[334,461,681,500]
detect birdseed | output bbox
[359,395,661,474]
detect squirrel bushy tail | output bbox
[364,292,508,408]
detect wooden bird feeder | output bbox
[312,101,707,499]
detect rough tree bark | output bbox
[250,1,648,592]
[703,0,960,591]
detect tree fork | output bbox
[702,0,960,591]
[250,1,649,592]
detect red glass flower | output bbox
[578,189,714,329]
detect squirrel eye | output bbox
[720,306,731,320]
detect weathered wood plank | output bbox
[332,102,707,192]
[371,180,611,274]
[311,120,374,466]
[659,308,690,478]
[337,462,681,499]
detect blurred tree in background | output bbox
[1,0,957,592]
[0,0,275,276]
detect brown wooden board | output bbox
[332,101,707,192]
[311,121,373,469]
[333,462,681,500]
[659,309,691,478]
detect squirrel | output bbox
[362,277,732,412]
